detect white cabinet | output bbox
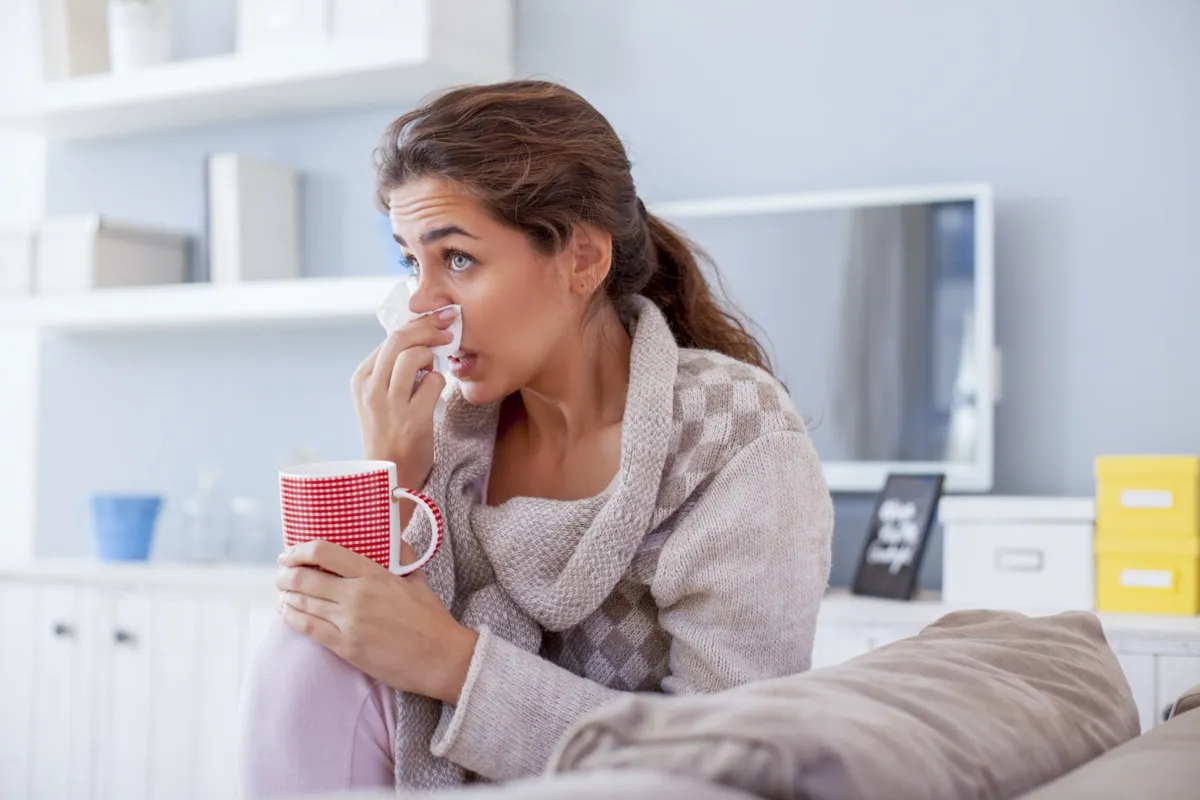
[811,628,873,669]
[95,590,155,800]
[29,584,97,800]
[1116,653,1157,733]
[0,562,278,800]
[813,589,1200,735]
[192,597,251,800]
[0,582,37,799]
[1157,656,1200,723]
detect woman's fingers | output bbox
[281,539,376,579]
[388,345,437,403]
[367,316,454,400]
[276,565,343,601]
[280,591,341,629]
[351,341,386,396]
[409,367,448,421]
[279,603,340,647]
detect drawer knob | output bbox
[113,629,136,646]
[51,622,74,638]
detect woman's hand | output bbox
[276,538,479,705]
[351,307,457,488]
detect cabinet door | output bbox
[29,584,97,800]
[192,596,248,800]
[146,593,201,800]
[0,582,37,799]
[1156,656,1200,722]
[1117,653,1157,733]
[94,589,153,800]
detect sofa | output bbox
[321,609,1200,800]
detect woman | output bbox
[240,80,833,798]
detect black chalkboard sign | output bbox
[851,473,945,600]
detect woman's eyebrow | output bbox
[393,225,479,247]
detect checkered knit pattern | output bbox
[393,297,832,790]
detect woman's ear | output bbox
[567,223,613,297]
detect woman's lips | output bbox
[448,352,477,379]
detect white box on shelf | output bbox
[0,227,37,295]
[106,0,172,74]
[237,0,330,56]
[39,0,111,80]
[329,0,426,49]
[36,216,189,293]
[940,495,1095,612]
[206,153,301,283]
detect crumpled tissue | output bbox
[375,281,462,420]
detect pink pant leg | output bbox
[239,617,397,799]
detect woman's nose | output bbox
[404,275,454,317]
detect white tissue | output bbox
[375,281,410,334]
[421,304,463,375]
[375,282,462,421]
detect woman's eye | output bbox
[448,253,474,272]
[400,255,420,274]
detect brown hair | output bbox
[375,79,773,374]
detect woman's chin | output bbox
[457,379,503,406]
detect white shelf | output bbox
[0,276,404,331]
[1,0,513,140]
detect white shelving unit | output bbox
[1,0,513,140]
[0,276,403,332]
[0,0,512,563]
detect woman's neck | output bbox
[514,303,632,447]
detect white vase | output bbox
[107,0,171,73]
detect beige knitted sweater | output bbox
[397,297,833,790]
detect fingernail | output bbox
[437,307,458,321]
[277,549,288,564]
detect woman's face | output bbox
[387,177,582,404]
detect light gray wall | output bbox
[39,0,1200,586]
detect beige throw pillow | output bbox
[549,610,1139,800]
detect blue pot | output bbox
[90,494,163,561]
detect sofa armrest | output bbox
[1168,682,1200,719]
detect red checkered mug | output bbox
[279,460,443,576]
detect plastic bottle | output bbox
[227,496,274,563]
[181,466,228,562]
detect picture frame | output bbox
[851,472,945,601]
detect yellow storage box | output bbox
[1095,455,1200,539]
[1095,536,1200,615]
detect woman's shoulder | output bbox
[672,347,807,442]
[661,347,815,489]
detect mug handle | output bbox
[390,488,444,576]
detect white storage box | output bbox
[36,216,189,293]
[40,0,112,80]
[237,0,330,56]
[0,227,36,295]
[330,0,427,49]
[206,153,300,283]
[941,495,1095,612]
